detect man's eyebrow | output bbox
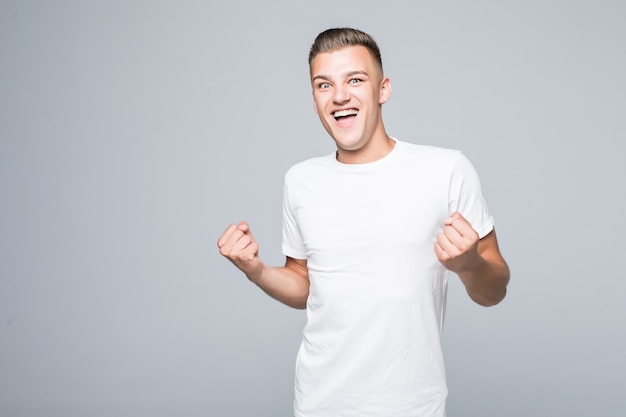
[344,70,369,78]
[311,74,330,82]
[311,70,370,83]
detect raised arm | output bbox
[434,212,510,306]
[217,221,310,309]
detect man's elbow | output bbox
[469,286,507,307]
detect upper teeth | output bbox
[333,109,358,117]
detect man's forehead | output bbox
[310,45,381,78]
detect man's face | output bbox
[310,45,391,154]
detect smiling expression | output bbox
[310,45,392,163]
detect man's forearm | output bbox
[458,257,510,307]
[247,261,310,309]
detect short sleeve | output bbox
[448,153,495,238]
[281,175,307,260]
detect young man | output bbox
[218,28,509,417]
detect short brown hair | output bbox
[308,28,383,73]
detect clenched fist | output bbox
[217,221,262,277]
[434,212,481,274]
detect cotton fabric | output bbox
[282,139,494,417]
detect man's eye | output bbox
[319,82,330,89]
[349,78,362,84]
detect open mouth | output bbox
[333,108,359,121]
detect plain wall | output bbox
[1,1,625,416]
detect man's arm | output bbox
[217,222,309,309]
[434,212,510,306]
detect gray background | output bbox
[1,1,625,416]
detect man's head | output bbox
[308,28,392,163]
[308,28,383,78]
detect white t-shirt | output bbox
[282,139,494,417]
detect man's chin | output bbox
[333,138,366,153]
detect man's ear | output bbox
[379,77,392,104]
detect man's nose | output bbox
[332,85,350,104]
